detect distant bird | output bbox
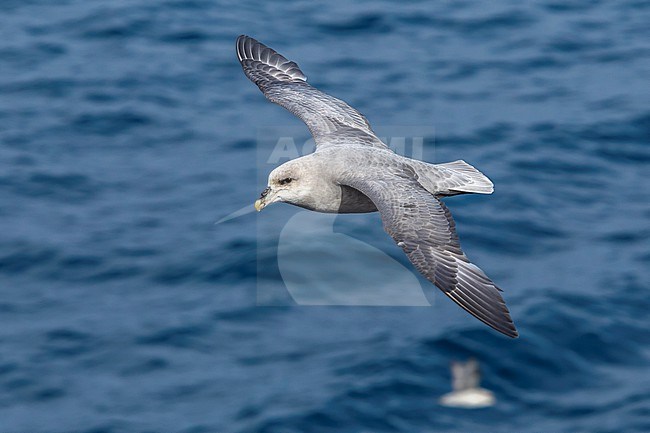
[236,35,518,338]
[439,358,496,408]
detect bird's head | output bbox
[254,160,315,211]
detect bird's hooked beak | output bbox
[254,186,275,211]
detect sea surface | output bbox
[1,1,649,432]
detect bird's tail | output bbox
[413,159,494,196]
[436,160,494,195]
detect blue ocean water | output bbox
[1,0,649,432]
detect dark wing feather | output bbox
[236,35,388,150]
[345,174,518,338]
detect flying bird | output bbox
[236,35,518,338]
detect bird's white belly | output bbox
[439,388,496,408]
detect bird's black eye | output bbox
[279,177,293,185]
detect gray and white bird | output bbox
[236,35,518,338]
[439,358,496,408]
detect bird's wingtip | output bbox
[505,326,519,338]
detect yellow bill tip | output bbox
[254,199,263,212]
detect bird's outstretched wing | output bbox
[236,35,388,150]
[344,172,518,338]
